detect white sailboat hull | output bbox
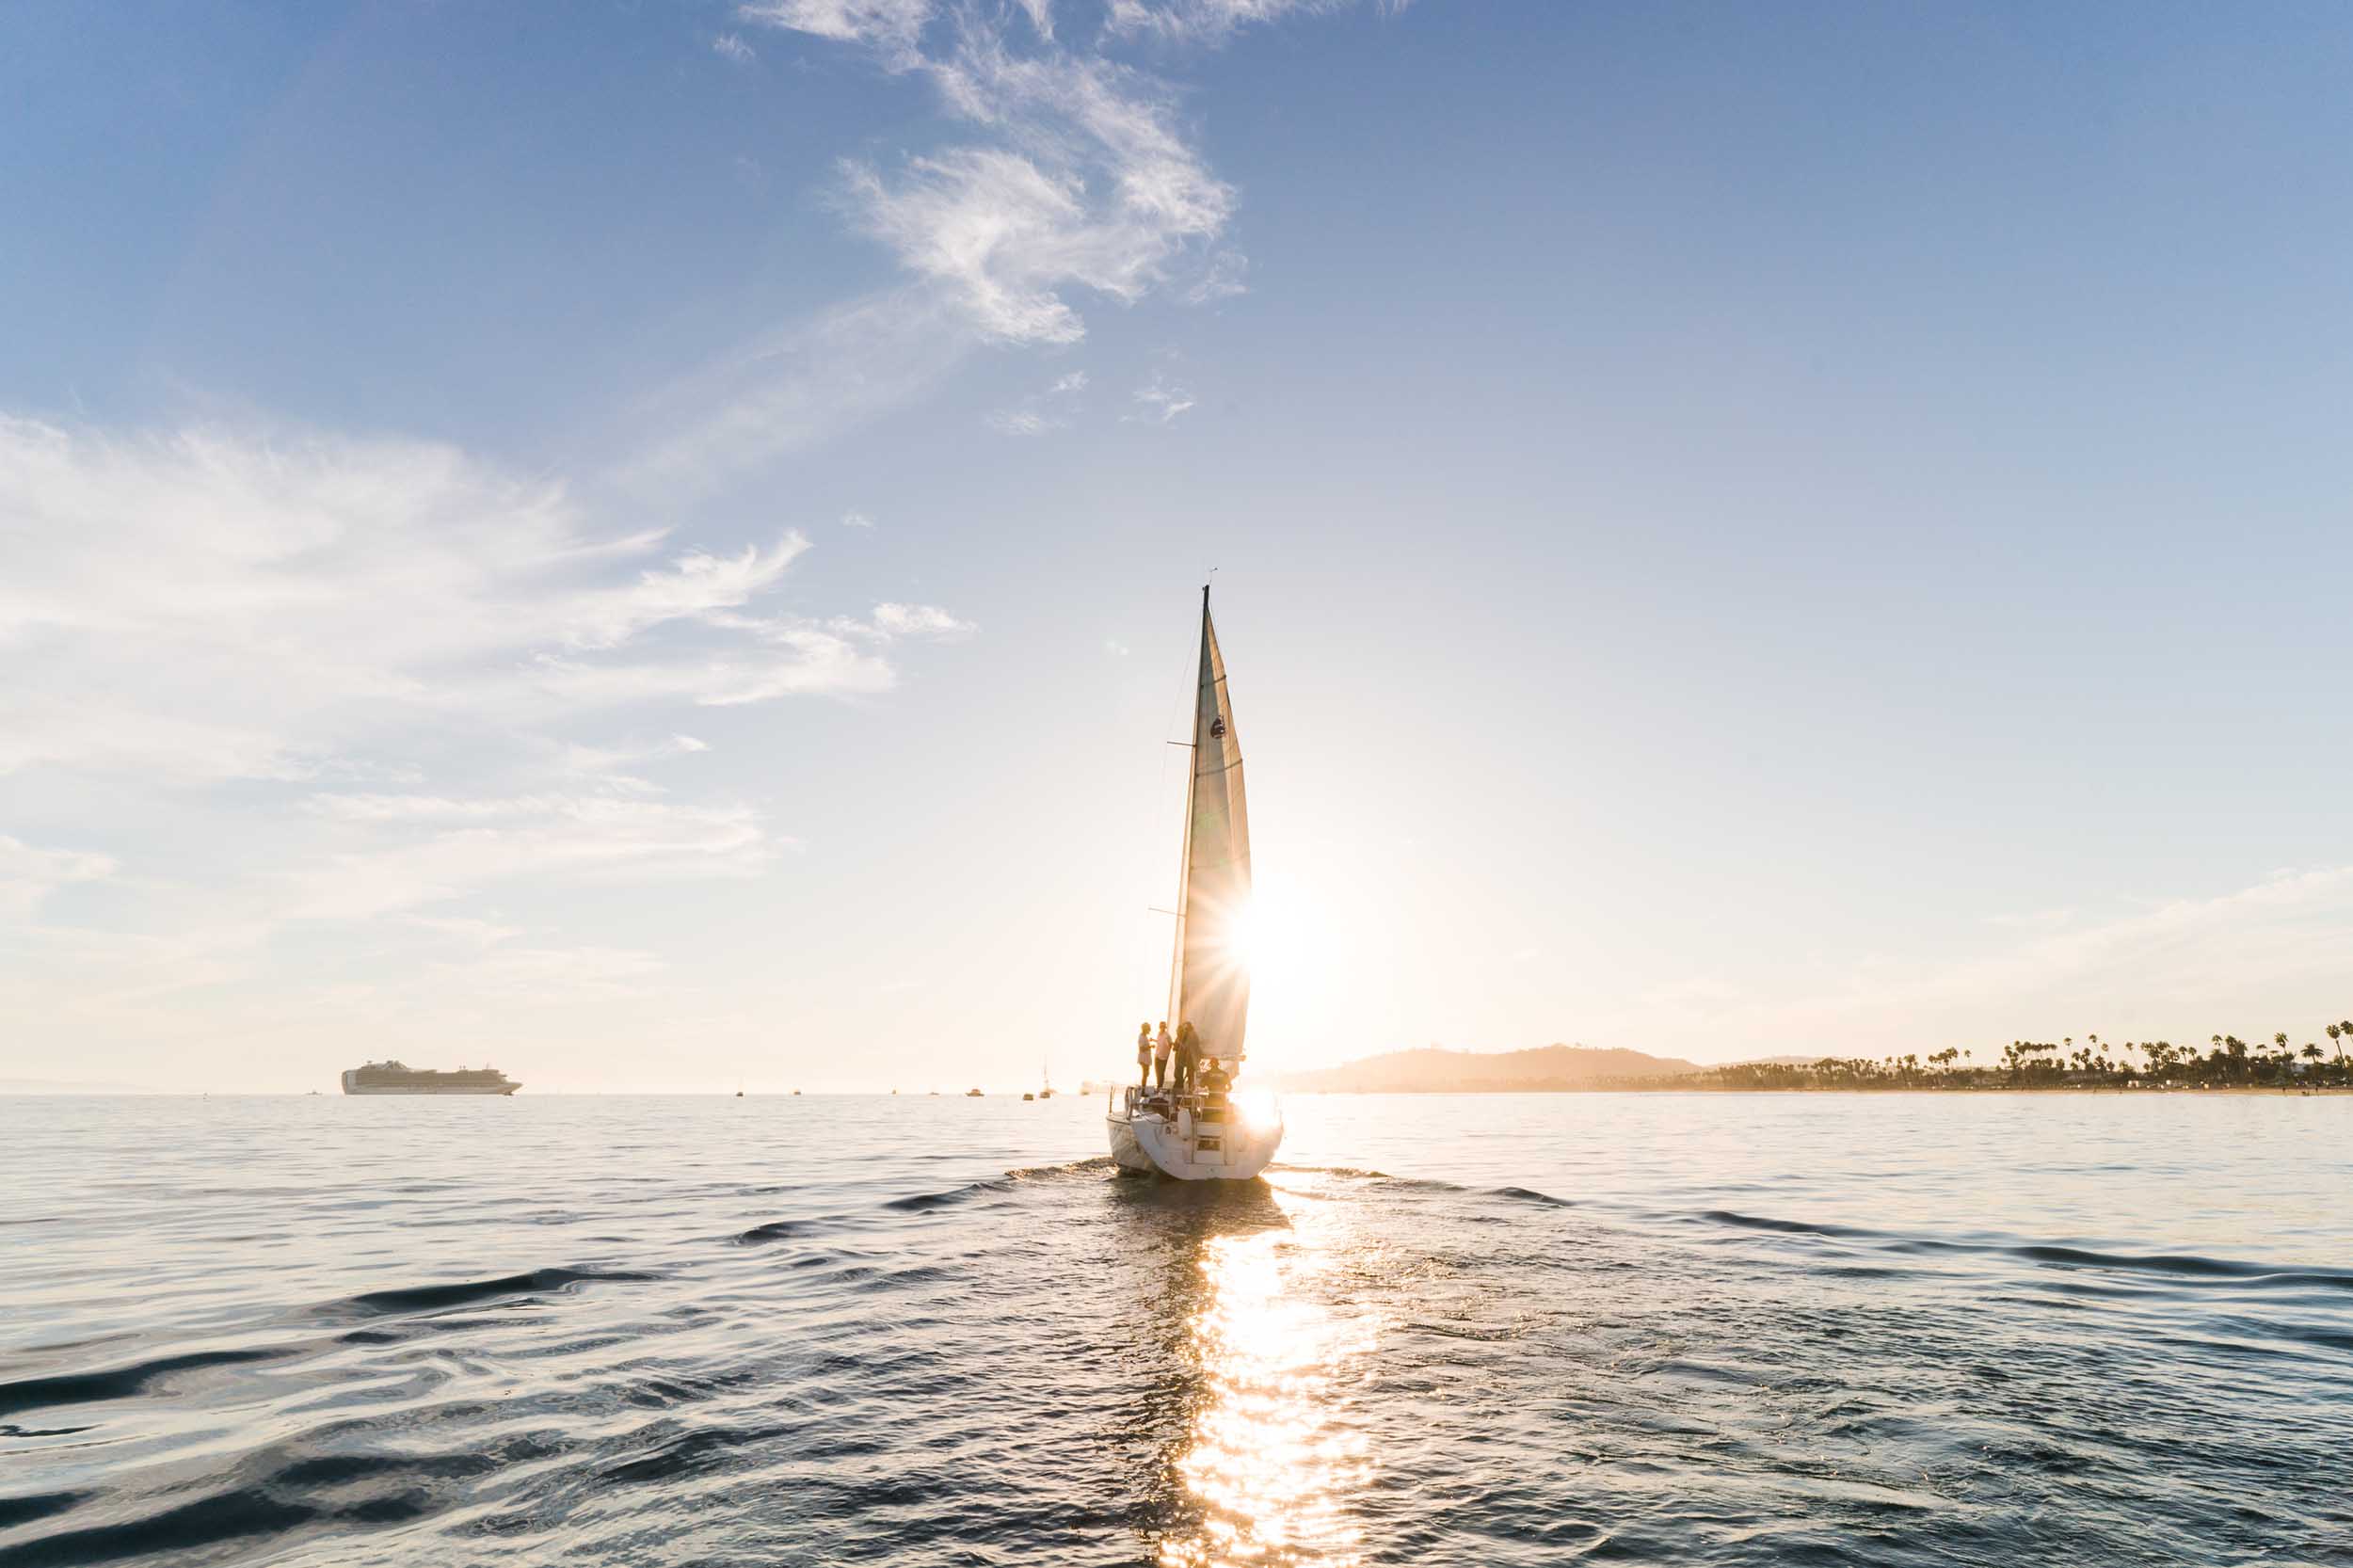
[1105,1089,1283,1181]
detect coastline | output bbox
[1274,1083,2353,1096]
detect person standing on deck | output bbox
[1153,1022,1173,1090]
[1135,1023,1154,1089]
[1174,1020,1201,1096]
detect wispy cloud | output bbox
[0,837,116,916]
[712,31,759,62]
[406,914,526,948]
[608,288,969,502]
[871,601,974,636]
[739,0,935,65]
[840,509,875,528]
[561,533,810,650]
[624,0,1381,493]
[987,407,1062,436]
[744,0,1265,350]
[1103,0,1396,47]
[986,364,1090,435]
[1128,372,1195,424]
[279,794,776,922]
[0,418,931,784]
[0,412,964,1039]
[1593,865,2353,1062]
[424,940,668,1000]
[552,732,712,782]
[841,133,1224,344]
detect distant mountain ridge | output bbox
[1272,1043,1702,1094]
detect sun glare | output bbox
[1229,872,1321,976]
[1206,869,1344,1075]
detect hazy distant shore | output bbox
[1274,1034,2353,1096]
[1281,1082,2351,1096]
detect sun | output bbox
[1179,868,1345,1074]
[1226,870,1323,979]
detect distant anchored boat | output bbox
[340,1060,520,1096]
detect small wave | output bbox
[342,1267,658,1317]
[1005,1157,1117,1179]
[0,1492,87,1532]
[1378,1175,1472,1194]
[882,1179,1010,1213]
[736,1218,824,1245]
[2015,1244,2260,1276]
[0,1490,318,1568]
[1699,1210,2353,1293]
[1493,1186,1572,1207]
[599,1424,774,1487]
[272,1451,499,1489]
[2009,1245,2353,1289]
[1270,1163,1394,1179]
[0,1348,288,1417]
[1701,1209,1874,1239]
[1407,1320,1525,1342]
[0,1450,498,1568]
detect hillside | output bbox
[1271,1043,1703,1094]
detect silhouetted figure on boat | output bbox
[1136,1023,1154,1089]
[1174,1020,1201,1096]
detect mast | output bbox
[1166,584,1252,1064]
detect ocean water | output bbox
[3,1092,2349,1567]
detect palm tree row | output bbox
[1663,1019,2353,1091]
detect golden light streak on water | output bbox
[1156,1179,1378,1568]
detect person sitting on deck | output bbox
[1200,1058,1232,1095]
[1135,1023,1153,1089]
[1174,1020,1201,1096]
[1153,1022,1173,1089]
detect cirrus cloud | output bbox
[0,415,947,784]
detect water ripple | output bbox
[1,1094,2347,1566]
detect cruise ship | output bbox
[340,1060,521,1096]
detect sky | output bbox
[5,1,2353,1093]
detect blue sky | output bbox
[5,1,2352,1091]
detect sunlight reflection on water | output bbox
[1160,1178,1376,1568]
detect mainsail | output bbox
[1168,585,1252,1062]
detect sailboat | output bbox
[1106,586,1285,1180]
